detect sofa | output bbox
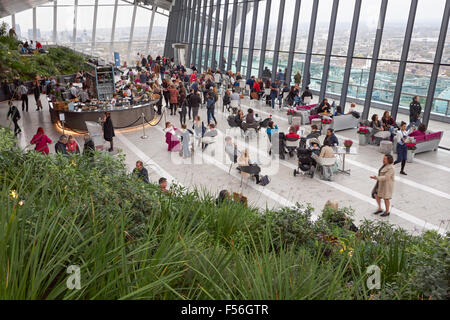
[393,131,443,154]
[332,114,360,132]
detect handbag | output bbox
[259,175,270,187]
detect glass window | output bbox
[114,4,134,42]
[408,0,446,62]
[243,1,254,49]
[76,5,94,43]
[378,0,410,60]
[353,0,382,58]
[400,63,433,108]
[312,0,333,55]
[253,0,266,50]
[331,0,355,56]
[36,6,54,43]
[266,0,280,52]
[133,6,152,41]
[280,0,295,52]
[295,0,313,53]
[57,4,75,43]
[95,5,115,43]
[373,61,400,106]
[14,9,33,40]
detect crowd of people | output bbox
[3,47,432,218]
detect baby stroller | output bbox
[293,138,320,178]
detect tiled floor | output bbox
[1,95,449,235]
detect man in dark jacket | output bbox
[301,86,314,103]
[7,102,21,136]
[189,90,202,119]
[133,160,149,184]
[409,96,421,126]
[103,112,115,152]
[55,135,68,154]
[83,134,95,157]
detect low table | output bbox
[333,146,358,175]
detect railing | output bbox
[309,77,450,117]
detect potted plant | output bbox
[287,109,296,124]
[406,143,417,163]
[321,118,333,133]
[357,127,370,146]
[344,140,353,152]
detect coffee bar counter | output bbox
[48,99,157,132]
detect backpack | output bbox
[259,175,270,187]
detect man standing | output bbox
[102,112,115,152]
[7,102,21,136]
[18,82,29,112]
[133,160,149,184]
[409,96,422,128]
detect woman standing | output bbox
[168,84,179,116]
[178,86,187,126]
[103,112,115,152]
[371,154,395,217]
[30,127,52,155]
[394,121,410,176]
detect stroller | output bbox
[293,138,320,178]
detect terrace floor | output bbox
[1,95,449,235]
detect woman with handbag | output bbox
[30,127,52,155]
[371,154,395,217]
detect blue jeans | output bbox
[207,108,217,125]
[271,96,281,109]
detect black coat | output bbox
[409,101,421,120]
[55,142,68,155]
[83,139,95,156]
[189,93,202,109]
[103,117,115,141]
[7,105,21,122]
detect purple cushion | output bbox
[296,104,317,111]
[426,132,443,141]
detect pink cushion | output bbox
[296,104,317,111]
[426,132,442,141]
[414,135,426,143]
[309,114,320,122]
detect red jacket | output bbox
[31,134,52,155]
[253,82,261,92]
[190,73,197,83]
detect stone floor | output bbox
[1,95,449,235]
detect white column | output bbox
[91,0,99,55]
[32,7,37,41]
[127,1,138,63]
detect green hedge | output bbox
[0,128,448,300]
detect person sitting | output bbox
[266,121,279,142]
[306,124,321,140]
[235,109,245,127]
[133,160,149,184]
[55,135,68,155]
[66,135,80,154]
[381,111,398,139]
[311,140,335,181]
[164,122,181,152]
[346,103,357,115]
[83,134,95,157]
[409,123,427,138]
[237,149,261,184]
[286,126,300,140]
[318,99,331,114]
[324,128,339,146]
[334,105,344,116]
[246,108,256,124]
[301,86,313,104]
[159,177,169,194]
[202,123,218,150]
